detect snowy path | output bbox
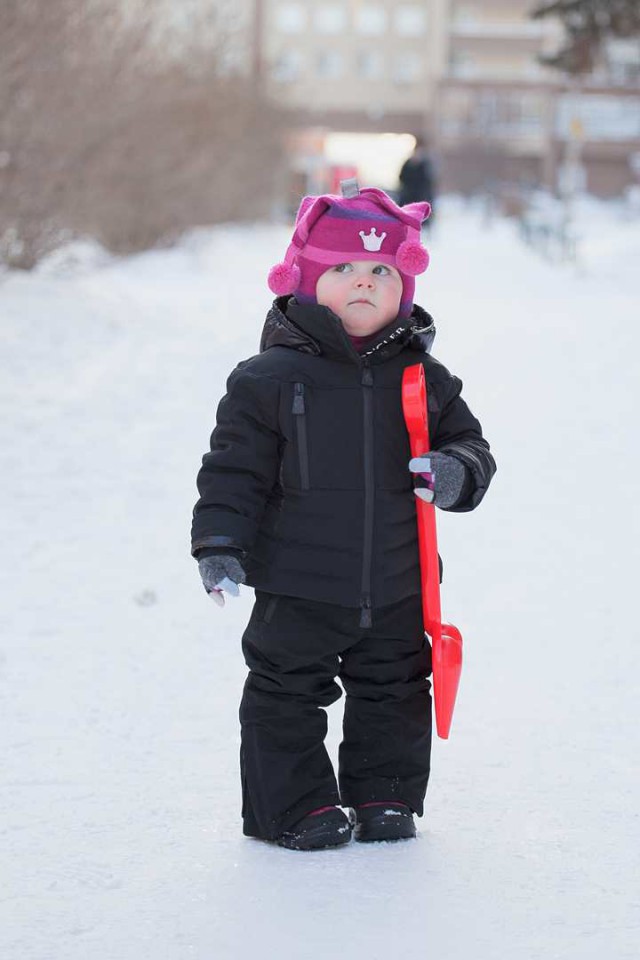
[1,205,639,959]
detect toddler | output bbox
[191,182,496,849]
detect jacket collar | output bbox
[260,297,435,363]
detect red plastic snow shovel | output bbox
[402,363,463,740]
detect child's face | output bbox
[315,261,403,336]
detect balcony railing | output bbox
[451,20,548,40]
[449,61,555,83]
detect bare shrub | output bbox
[0,0,284,268]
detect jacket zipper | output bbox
[292,382,310,491]
[360,363,374,628]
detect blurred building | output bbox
[437,0,561,192]
[438,0,640,196]
[251,0,640,197]
[257,0,446,132]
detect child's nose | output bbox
[355,273,374,287]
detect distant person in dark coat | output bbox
[398,138,436,228]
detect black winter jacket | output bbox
[191,298,496,621]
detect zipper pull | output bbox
[292,382,305,414]
[359,596,372,628]
[361,366,373,388]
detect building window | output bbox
[449,49,475,79]
[523,60,548,81]
[354,5,387,35]
[275,3,306,34]
[313,4,347,34]
[272,50,302,82]
[317,50,344,80]
[394,4,428,36]
[557,94,640,141]
[454,4,479,25]
[394,53,423,84]
[489,93,544,136]
[516,95,545,135]
[606,38,640,85]
[357,50,384,80]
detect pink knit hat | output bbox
[268,180,430,321]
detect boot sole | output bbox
[354,825,416,842]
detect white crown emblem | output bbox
[359,227,387,252]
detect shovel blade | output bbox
[433,623,463,740]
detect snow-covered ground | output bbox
[1,199,639,959]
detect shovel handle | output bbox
[402,364,464,739]
[402,365,441,632]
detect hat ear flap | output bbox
[293,196,331,243]
[268,195,331,296]
[295,195,316,224]
[402,201,431,223]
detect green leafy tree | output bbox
[531,0,640,74]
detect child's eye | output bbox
[334,263,353,273]
[372,264,390,275]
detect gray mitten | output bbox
[409,452,468,509]
[198,554,246,606]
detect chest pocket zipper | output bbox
[292,383,310,491]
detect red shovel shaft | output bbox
[402,364,463,740]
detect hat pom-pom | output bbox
[396,240,429,276]
[267,261,301,296]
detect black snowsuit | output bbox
[192,297,495,839]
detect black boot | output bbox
[276,806,352,851]
[351,802,416,842]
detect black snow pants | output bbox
[239,592,432,840]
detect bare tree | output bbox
[0,0,283,268]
